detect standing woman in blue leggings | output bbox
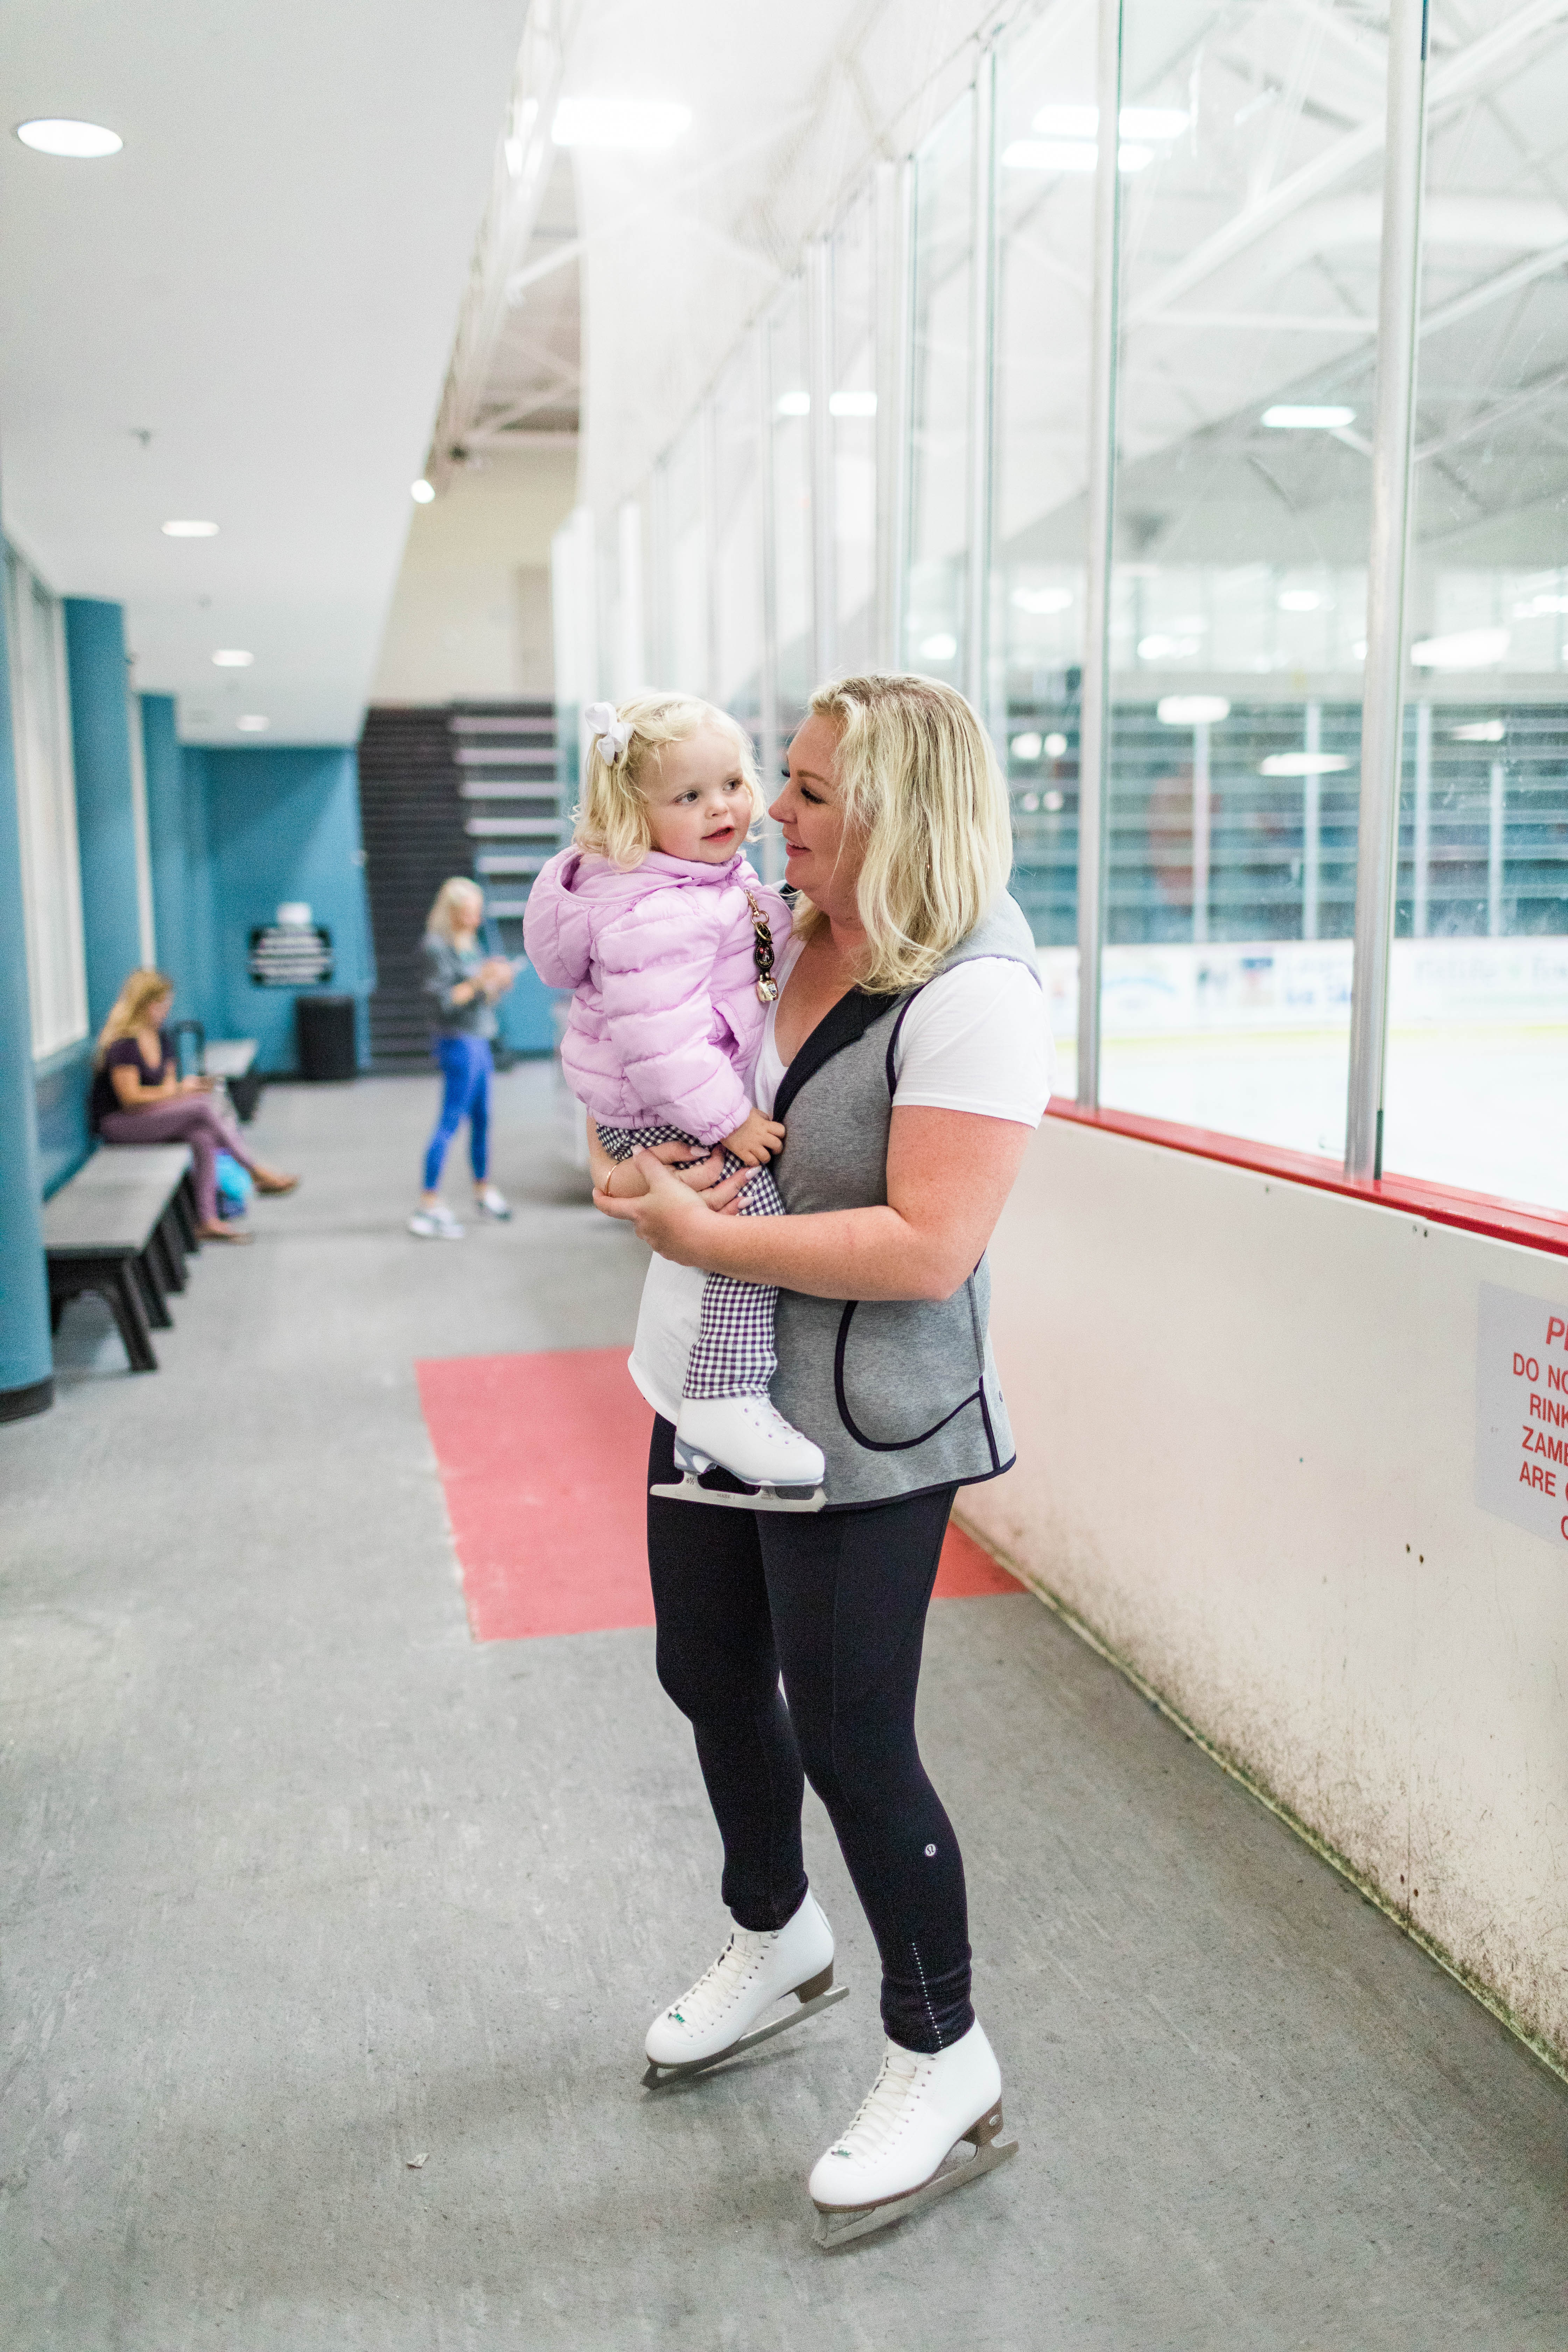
[408,878,517,1240]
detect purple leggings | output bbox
[98,1099,260,1225]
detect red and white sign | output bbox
[1476,1282,1568,1547]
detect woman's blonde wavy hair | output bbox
[426,876,484,941]
[794,673,1013,994]
[94,968,175,1067]
[572,692,764,871]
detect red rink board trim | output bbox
[415,1347,1021,1642]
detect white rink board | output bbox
[966,1116,1568,2059]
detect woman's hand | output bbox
[594,1148,756,1257]
[587,1123,737,1203]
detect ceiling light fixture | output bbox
[1045,733,1068,758]
[828,390,877,418]
[235,715,269,733]
[15,117,122,158]
[212,649,254,668]
[1011,586,1072,615]
[162,519,219,538]
[919,633,958,661]
[411,479,436,504]
[1452,720,1506,742]
[1157,695,1230,725]
[1139,634,1200,660]
[776,391,810,417]
[1278,589,1322,611]
[1260,752,1349,776]
[1010,733,1043,761]
[553,97,691,152]
[1411,627,1508,670]
[1262,405,1356,429]
[1031,104,1188,140]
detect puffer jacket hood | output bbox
[523,844,790,1147]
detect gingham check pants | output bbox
[598,1122,780,1399]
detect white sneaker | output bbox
[808,2021,1003,2214]
[474,1185,512,1220]
[408,1203,464,1240]
[645,1892,835,2070]
[676,1396,825,1490]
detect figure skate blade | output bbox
[813,2115,1018,2249]
[641,1981,849,2090]
[649,1466,825,1514]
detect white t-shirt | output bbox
[626,940,1055,1423]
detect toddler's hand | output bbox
[722,1108,786,1166]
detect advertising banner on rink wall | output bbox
[1476,1282,1568,1548]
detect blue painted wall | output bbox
[64,598,141,1032]
[0,523,53,1405]
[188,744,375,1071]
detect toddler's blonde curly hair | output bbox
[573,693,765,870]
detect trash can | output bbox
[295,993,357,1082]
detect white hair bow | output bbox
[583,700,635,766]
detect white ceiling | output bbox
[0,0,530,744]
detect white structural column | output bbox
[875,159,916,675]
[808,239,835,689]
[1345,0,1429,1182]
[757,318,782,879]
[699,398,719,704]
[965,45,999,730]
[1303,701,1322,942]
[1192,722,1211,946]
[1489,758,1505,938]
[1413,699,1432,938]
[1076,0,1126,1110]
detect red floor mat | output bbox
[416,1347,1021,1641]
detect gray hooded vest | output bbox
[769,890,1040,1510]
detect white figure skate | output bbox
[650,1397,826,1513]
[643,1892,847,2089]
[808,2021,1017,2247]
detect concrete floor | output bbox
[4,1066,1567,2351]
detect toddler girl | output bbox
[524,693,825,1501]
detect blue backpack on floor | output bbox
[216,1152,253,1219]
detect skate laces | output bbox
[830,2047,929,2158]
[667,1928,769,2027]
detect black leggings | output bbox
[647,1415,973,2053]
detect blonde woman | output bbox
[409,878,516,1239]
[592,675,1054,2241]
[91,969,298,1242]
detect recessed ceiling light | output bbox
[1139,634,1200,660]
[1262,405,1356,429]
[1278,589,1322,611]
[776,391,811,418]
[553,97,691,152]
[919,633,958,660]
[212,649,254,667]
[235,715,269,733]
[411,479,436,504]
[1010,733,1043,761]
[1045,733,1068,757]
[1452,720,1506,742]
[1157,695,1230,725]
[1012,587,1073,615]
[1002,136,1151,172]
[1030,105,1188,141]
[15,118,122,158]
[829,390,877,418]
[163,519,219,538]
[1043,788,1065,812]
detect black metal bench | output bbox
[42,1146,201,1373]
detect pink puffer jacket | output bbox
[523,845,791,1147]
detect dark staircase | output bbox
[357,701,565,1071]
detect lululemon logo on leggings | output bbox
[924,1843,937,1857]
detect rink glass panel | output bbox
[769,283,814,740]
[906,92,973,691]
[1380,6,1568,1211]
[1092,0,1383,1159]
[993,0,1099,1002]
